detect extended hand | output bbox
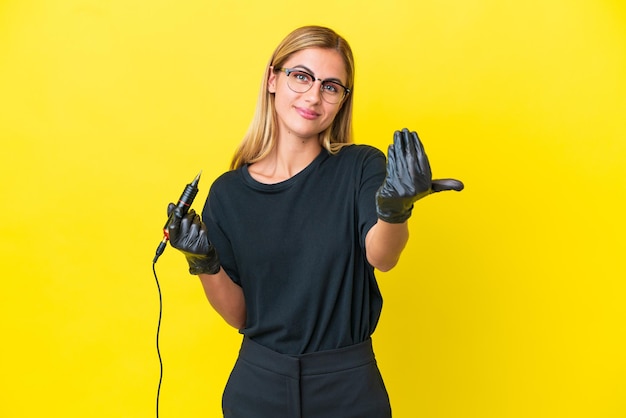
[167,203,221,275]
[375,128,463,223]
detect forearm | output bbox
[198,269,246,330]
[365,219,409,272]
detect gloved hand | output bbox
[166,203,221,275]
[375,128,464,223]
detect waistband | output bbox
[238,337,376,379]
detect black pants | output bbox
[222,337,392,418]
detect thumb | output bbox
[167,203,177,217]
[167,203,186,219]
[431,178,464,193]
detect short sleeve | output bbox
[202,179,242,285]
[356,147,386,249]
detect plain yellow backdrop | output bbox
[1,0,625,417]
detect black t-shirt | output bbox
[202,144,387,355]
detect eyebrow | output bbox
[290,64,345,85]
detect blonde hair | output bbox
[230,26,355,170]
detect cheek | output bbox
[318,111,339,132]
[273,89,292,114]
[273,82,295,106]
[324,105,342,124]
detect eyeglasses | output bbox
[275,67,351,104]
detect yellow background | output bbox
[1,0,625,417]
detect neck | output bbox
[248,135,322,184]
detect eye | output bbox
[322,82,342,95]
[291,71,313,84]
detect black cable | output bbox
[152,262,163,418]
[152,172,201,417]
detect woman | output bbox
[167,25,463,418]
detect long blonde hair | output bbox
[230,26,355,170]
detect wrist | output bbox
[185,246,221,275]
[375,200,413,224]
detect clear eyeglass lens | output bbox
[289,71,313,90]
[286,70,345,103]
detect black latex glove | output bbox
[375,128,464,223]
[166,203,220,275]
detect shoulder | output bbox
[341,144,386,166]
[337,144,385,159]
[204,169,244,218]
[320,144,386,182]
[212,169,240,185]
[208,169,242,196]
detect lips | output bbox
[295,106,320,120]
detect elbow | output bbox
[229,318,246,331]
[367,254,400,272]
[221,310,246,330]
[376,263,396,273]
[224,310,247,330]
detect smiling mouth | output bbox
[296,107,319,119]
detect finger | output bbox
[189,213,210,253]
[198,217,208,238]
[189,212,203,238]
[167,202,176,217]
[400,128,412,155]
[179,209,196,235]
[174,206,186,219]
[402,129,420,177]
[386,136,398,180]
[394,129,409,178]
[166,211,182,242]
[410,130,431,178]
[431,178,464,192]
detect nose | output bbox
[304,80,323,103]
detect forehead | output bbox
[283,48,348,81]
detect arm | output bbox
[365,220,409,272]
[198,269,246,329]
[166,204,246,329]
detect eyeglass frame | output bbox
[274,67,351,103]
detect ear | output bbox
[267,67,277,93]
